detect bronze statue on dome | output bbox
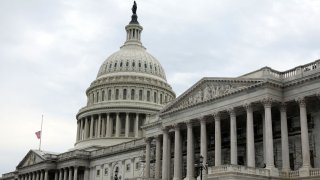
[132,1,137,14]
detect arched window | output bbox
[92,93,95,103]
[139,90,143,101]
[160,93,163,104]
[115,89,119,100]
[123,89,127,100]
[120,62,123,67]
[108,89,112,100]
[114,62,117,67]
[132,62,135,67]
[147,91,150,101]
[154,92,157,103]
[96,92,99,102]
[139,62,141,67]
[126,61,129,67]
[131,89,135,100]
[165,95,167,103]
[102,90,105,101]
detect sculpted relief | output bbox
[175,82,246,110]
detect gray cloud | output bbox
[1,0,320,174]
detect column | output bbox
[58,169,63,180]
[90,116,94,138]
[214,113,221,166]
[229,108,237,165]
[101,116,106,137]
[97,114,101,137]
[186,121,195,180]
[145,138,151,178]
[245,103,255,167]
[35,171,38,180]
[84,168,89,180]
[162,128,169,180]
[115,113,120,137]
[280,103,290,171]
[167,135,171,179]
[297,98,311,168]
[54,171,58,180]
[155,135,161,179]
[76,121,80,141]
[125,113,130,137]
[200,117,208,174]
[173,124,182,180]
[32,172,36,180]
[73,167,78,180]
[40,171,43,180]
[63,168,67,180]
[81,119,84,140]
[68,168,72,180]
[135,114,139,138]
[263,98,275,168]
[106,114,111,137]
[44,170,48,180]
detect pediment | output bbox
[161,77,264,114]
[17,150,45,168]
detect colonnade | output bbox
[77,113,144,141]
[18,170,48,180]
[144,97,312,179]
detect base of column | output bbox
[173,177,182,180]
[265,166,279,177]
[299,166,310,177]
[196,175,207,180]
[184,176,195,180]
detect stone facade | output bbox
[2,2,320,180]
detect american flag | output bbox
[35,131,41,139]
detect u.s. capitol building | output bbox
[2,2,320,180]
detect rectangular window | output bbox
[96,170,100,176]
[139,90,143,101]
[116,89,119,100]
[131,89,135,100]
[135,162,140,170]
[123,89,127,100]
[147,91,150,101]
[126,164,131,171]
[160,94,163,104]
[154,92,157,103]
[108,89,112,100]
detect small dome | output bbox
[96,45,167,82]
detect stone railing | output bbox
[58,150,90,161]
[310,168,320,176]
[208,164,270,177]
[279,170,299,178]
[1,172,15,178]
[264,59,320,81]
[91,139,145,158]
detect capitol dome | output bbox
[74,4,175,150]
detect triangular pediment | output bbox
[17,150,46,168]
[161,77,264,114]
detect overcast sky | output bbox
[1,0,320,174]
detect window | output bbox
[123,89,127,100]
[126,62,129,67]
[144,63,147,69]
[165,95,167,103]
[108,89,112,100]
[115,89,119,100]
[120,62,123,67]
[154,92,157,103]
[135,162,140,170]
[109,64,112,68]
[102,90,105,101]
[96,92,99,102]
[160,94,163,104]
[114,62,117,67]
[126,164,131,171]
[131,89,135,100]
[132,62,135,67]
[139,90,143,100]
[96,170,100,176]
[147,91,150,101]
[92,93,95,103]
[104,168,108,175]
[139,62,141,67]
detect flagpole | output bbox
[39,115,43,151]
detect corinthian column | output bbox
[228,108,237,165]
[125,113,130,137]
[185,121,195,180]
[214,113,221,166]
[280,103,290,171]
[73,167,78,180]
[97,114,101,137]
[145,138,151,178]
[297,97,311,168]
[245,103,255,167]
[173,124,182,180]
[200,117,207,175]
[162,128,169,180]
[115,113,120,137]
[262,98,275,169]
[44,170,48,180]
[90,116,94,138]
[155,135,161,179]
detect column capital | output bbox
[212,112,221,120]
[184,120,193,127]
[162,126,169,133]
[296,97,306,107]
[199,117,206,124]
[243,102,252,110]
[172,123,181,130]
[227,107,236,116]
[280,102,287,112]
[144,137,152,143]
[261,97,273,107]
